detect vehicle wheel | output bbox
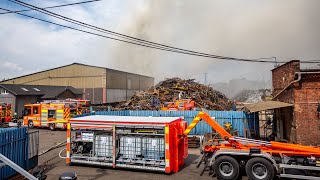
[28,120,34,128]
[213,156,239,180]
[245,157,275,180]
[49,123,56,131]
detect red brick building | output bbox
[272,60,320,145]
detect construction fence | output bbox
[78,110,259,137]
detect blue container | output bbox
[0,127,28,179]
[89,110,257,137]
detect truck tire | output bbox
[213,156,239,180]
[28,120,34,128]
[245,157,274,180]
[49,123,56,131]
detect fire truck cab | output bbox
[23,101,83,130]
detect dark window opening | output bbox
[24,107,31,116]
[48,110,56,119]
[33,107,39,115]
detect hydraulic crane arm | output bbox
[183,111,232,140]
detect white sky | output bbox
[1,0,320,85]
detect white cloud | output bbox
[3,62,23,71]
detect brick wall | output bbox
[272,61,299,143]
[272,60,320,145]
[272,60,300,96]
[294,75,320,145]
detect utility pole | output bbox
[204,73,208,85]
[273,57,277,67]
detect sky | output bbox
[1,0,320,86]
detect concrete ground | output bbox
[37,129,246,180]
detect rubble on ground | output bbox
[114,77,233,110]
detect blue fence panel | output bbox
[88,110,257,137]
[0,127,28,180]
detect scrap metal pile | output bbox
[115,78,233,110]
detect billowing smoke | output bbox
[95,0,320,86]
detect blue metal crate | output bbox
[0,127,28,179]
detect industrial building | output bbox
[272,60,320,145]
[0,63,154,104]
[0,84,82,117]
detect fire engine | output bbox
[23,101,84,130]
[0,103,12,123]
[65,99,91,113]
[161,99,195,111]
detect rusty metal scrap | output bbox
[115,77,233,110]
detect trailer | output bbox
[66,115,188,173]
[65,111,320,179]
[185,112,320,180]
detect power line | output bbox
[8,0,279,63]
[1,6,243,61]
[0,0,103,15]
[4,1,320,64]
[9,0,320,64]
[10,0,241,61]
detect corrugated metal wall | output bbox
[94,111,258,137]
[0,128,39,179]
[0,128,28,179]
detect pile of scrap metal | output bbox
[115,77,233,110]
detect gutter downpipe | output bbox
[273,71,320,100]
[272,72,301,100]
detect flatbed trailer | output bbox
[185,112,320,180]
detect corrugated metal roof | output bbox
[0,63,153,83]
[0,84,82,97]
[71,115,180,123]
[242,101,293,112]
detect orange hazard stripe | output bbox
[184,116,200,135]
[66,123,71,164]
[165,125,170,173]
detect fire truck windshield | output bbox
[24,107,31,116]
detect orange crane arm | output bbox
[183,111,232,140]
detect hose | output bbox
[39,136,74,156]
[59,148,67,159]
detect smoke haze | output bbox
[1,0,320,93]
[93,0,320,86]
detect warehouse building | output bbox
[272,60,320,145]
[0,84,82,117]
[1,63,154,104]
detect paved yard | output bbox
[37,129,246,180]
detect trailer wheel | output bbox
[49,123,56,131]
[28,120,34,128]
[245,157,274,180]
[213,156,239,180]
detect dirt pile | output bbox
[115,77,233,110]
